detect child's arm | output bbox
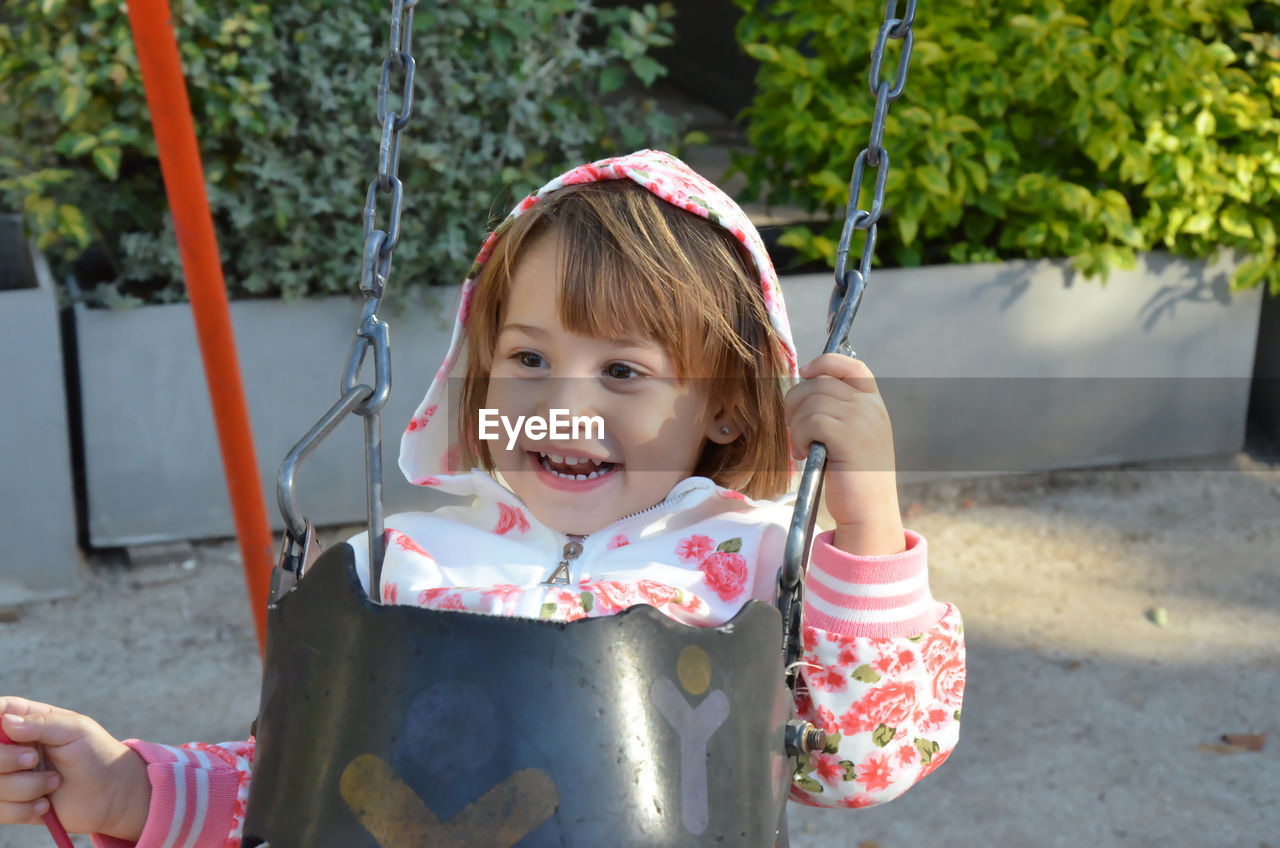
[0,698,251,848]
[89,739,254,848]
[787,530,964,808]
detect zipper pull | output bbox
[543,534,585,585]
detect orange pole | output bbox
[125,0,273,652]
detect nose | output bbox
[538,372,604,424]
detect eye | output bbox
[511,351,544,369]
[604,362,640,380]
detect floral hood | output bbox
[397,149,799,500]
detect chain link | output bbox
[777,0,917,685]
[277,0,419,598]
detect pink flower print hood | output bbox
[398,149,799,495]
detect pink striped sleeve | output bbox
[91,739,253,848]
[803,529,947,638]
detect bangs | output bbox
[549,180,761,381]
[554,209,702,379]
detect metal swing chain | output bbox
[276,0,419,600]
[777,0,917,687]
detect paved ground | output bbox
[2,451,1277,848]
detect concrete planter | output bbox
[0,218,81,603]
[783,250,1261,478]
[75,291,459,547]
[75,250,1262,546]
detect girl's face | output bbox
[484,229,731,536]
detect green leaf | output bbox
[1194,109,1217,138]
[1219,207,1254,240]
[794,774,823,793]
[1181,212,1214,235]
[57,204,90,247]
[1094,66,1120,96]
[850,664,882,684]
[913,737,940,764]
[92,146,121,180]
[599,65,626,94]
[54,132,98,157]
[1175,156,1194,184]
[1015,173,1046,197]
[916,165,949,196]
[898,212,919,246]
[580,592,594,613]
[742,42,780,64]
[898,106,933,127]
[1257,218,1276,249]
[960,159,988,193]
[839,760,857,781]
[1109,0,1132,24]
[57,85,92,123]
[1231,257,1270,290]
[540,603,557,619]
[872,723,895,747]
[630,56,664,86]
[716,537,742,553]
[792,81,813,110]
[942,115,980,135]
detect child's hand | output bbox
[784,354,906,556]
[0,697,150,839]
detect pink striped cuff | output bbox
[804,529,946,638]
[91,740,241,848]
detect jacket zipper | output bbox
[542,488,697,586]
[543,534,585,585]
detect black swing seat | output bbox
[243,543,796,847]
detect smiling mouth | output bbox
[531,451,619,481]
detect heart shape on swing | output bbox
[340,753,559,848]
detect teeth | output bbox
[538,452,603,469]
[537,453,613,481]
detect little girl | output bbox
[0,150,965,846]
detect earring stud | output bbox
[720,426,731,436]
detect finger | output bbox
[788,411,851,459]
[789,396,889,457]
[799,354,878,393]
[784,374,862,424]
[0,744,41,772]
[0,796,50,825]
[0,769,60,803]
[786,380,885,432]
[1,708,86,748]
[0,698,54,722]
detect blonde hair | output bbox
[458,180,792,499]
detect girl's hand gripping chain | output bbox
[784,354,905,557]
[0,697,150,842]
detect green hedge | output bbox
[732,1,1280,293]
[0,0,683,304]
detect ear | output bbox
[705,407,740,445]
